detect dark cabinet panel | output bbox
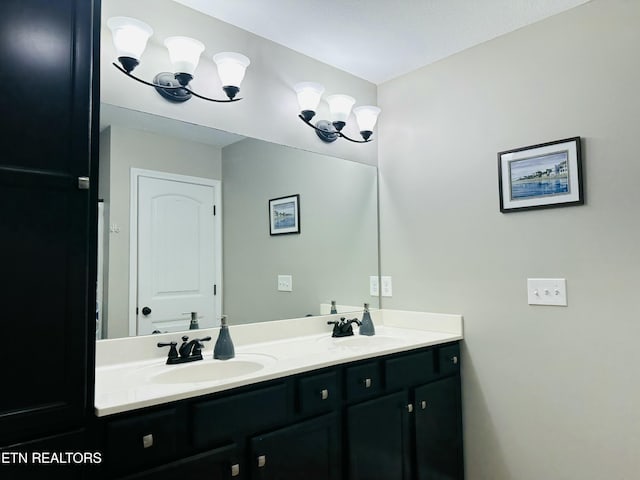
[386,350,436,391]
[105,407,180,475]
[192,383,289,449]
[117,444,243,480]
[0,0,99,446]
[414,376,464,480]
[251,413,341,480]
[345,361,382,403]
[297,370,340,416]
[347,391,411,480]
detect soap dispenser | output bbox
[359,303,375,336]
[330,300,337,314]
[214,315,235,360]
[188,312,199,330]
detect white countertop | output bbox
[94,309,463,417]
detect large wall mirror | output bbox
[98,105,380,339]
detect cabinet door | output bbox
[251,413,340,480]
[116,444,244,480]
[414,376,464,480]
[0,0,99,445]
[347,391,411,480]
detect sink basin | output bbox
[148,356,273,384]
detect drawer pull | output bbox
[321,389,329,400]
[257,455,266,468]
[231,463,240,476]
[452,355,458,365]
[421,400,427,410]
[407,403,413,413]
[364,378,372,388]
[142,433,153,449]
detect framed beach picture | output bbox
[269,194,300,235]
[498,137,583,213]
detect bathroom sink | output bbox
[148,356,273,384]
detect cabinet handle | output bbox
[364,378,372,388]
[407,403,413,413]
[421,400,427,410]
[77,176,90,190]
[321,388,329,400]
[142,433,153,449]
[257,455,266,468]
[231,463,240,476]
[452,355,458,365]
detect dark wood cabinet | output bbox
[250,413,341,480]
[94,342,462,480]
[414,376,464,480]
[347,391,411,480]
[0,0,100,454]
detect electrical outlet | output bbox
[527,278,567,306]
[277,275,293,292]
[369,276,379,296]
[381,276,393,297]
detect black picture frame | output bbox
[498,136,583,213]
[269,194,301,235]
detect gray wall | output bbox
[99,126,222,338]
[222,138,378,324]
[378,0,640,478]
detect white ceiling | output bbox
[173,0,590,85]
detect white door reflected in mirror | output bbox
[134,169,221,335]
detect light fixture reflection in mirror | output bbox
[97,106,380,339]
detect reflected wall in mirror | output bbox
[98,105,380,339]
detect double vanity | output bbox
[91,309,464,479]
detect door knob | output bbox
[141,306,152,316]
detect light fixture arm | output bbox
[297,114,371,143]
[112,62,241,103]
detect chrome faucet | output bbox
[158,335,211,364]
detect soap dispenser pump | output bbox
[213,316,235,360]
[359,303,375,336]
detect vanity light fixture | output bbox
[107,16,250,103]
[294,82,381,143]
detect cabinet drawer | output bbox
[297,371,339,415]
[345,362,382,402]
[105,407,179,474]
[438,343,460,376]
[192,384,288,450]
[385,350,435,390]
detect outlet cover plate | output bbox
[369,276,379,296]
[527,278,567,306]
[277,274,293,292]
[381,276,393,297]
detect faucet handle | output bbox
[157,341,178,362]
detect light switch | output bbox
[369,276,379,296]
[527,278,567,306]
[277,275,292,292]
[381,276,393,297]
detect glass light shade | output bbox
[107,16,153,61]
[326,94,356,123]
[164,36,205,75]
[294,82,325,112]
[213,52,251,87]
[353,106,381,132]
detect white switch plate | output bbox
[277,274,292,292]
[381,276,393,297]
[369,276,379,296]
[527,278,567,306]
